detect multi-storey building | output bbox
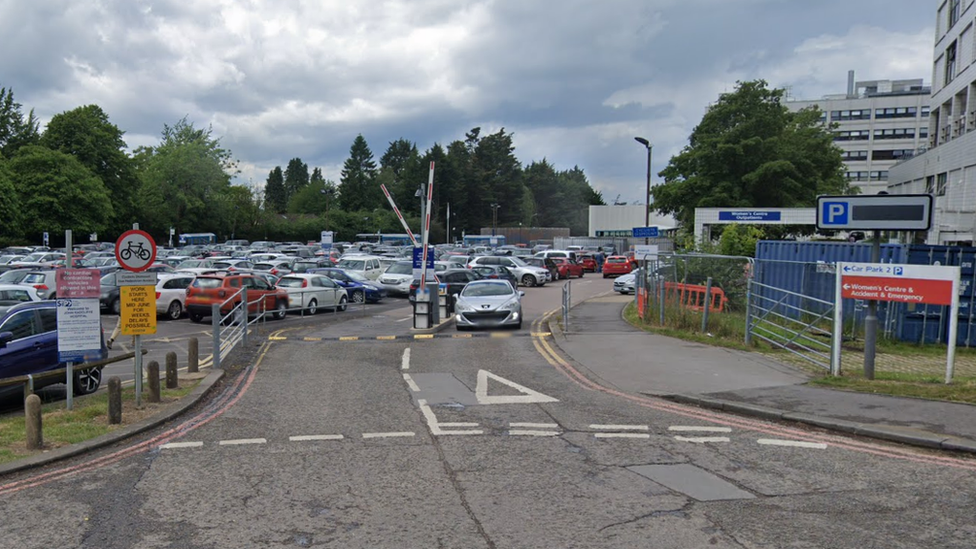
[786,74,930,196]
[889,0,976,245]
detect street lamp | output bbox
[634,137,652,245]
[490,203,500,236]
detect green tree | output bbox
[283,157,309,204]
[8,146,113,238]
[264,166,286,213]
[717,223,764,257]
[653,80,851,228]
[0,159,23,243]
[0,87,40,158]
[40,104,139,232]
[337,135,379,212]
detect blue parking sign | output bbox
[820,201,848,226]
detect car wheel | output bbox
[338,295,348,311]
[306,298,318,315]
[351,291,365,304]
[189,312,205,323]
[273,300,288,320]
[111,298,121,315]
[521,274,535,287]
[166,300,183,320]
[603,273,608,278]
[579,271,584,278]
[73,367,102,396]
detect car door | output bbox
[0,309,47,378]
[314,276,339,308]
[250,277,276,311]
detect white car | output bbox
[155,273,195,320]
[0,284,41,315]
[467,256,549,287]
[613,272,637,294]
[275,274,348,314]
[175,259,218,275]
[455,280,524,330]
[377,261,414,296]
[336,255,385,281]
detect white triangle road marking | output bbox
[475,370,559,404]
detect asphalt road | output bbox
[2,276,976,548]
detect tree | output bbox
[0,87,40,158]
[7,146,113,238]
[337,135,379,212]
[653,80,850,228]
[283,157,309,204]
[40,104,139,232]
[718,223,764,257]
[0,159,23,243]
[264,166,286,213]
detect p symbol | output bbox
[823,202,848,225]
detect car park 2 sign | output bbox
[838,263,957,306]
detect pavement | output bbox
[550,293,976,454]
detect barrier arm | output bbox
[380,184,419,246]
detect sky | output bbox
[0,0,936,206]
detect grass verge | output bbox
[0,380,198,466]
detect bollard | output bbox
[166,351,178,389]
[25,393,42,450]
[108,377,122,424]
[147,360,161,403]
[188,337,199,373]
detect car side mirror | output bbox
[0,331,13,348]
[519,291,525,298]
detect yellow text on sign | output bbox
[121,285,157,335]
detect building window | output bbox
[920,127,929,138]
[873,128,916,140]
[946,41,958,84]
[921,106,931,117]
[872,149,915,161]
[869,171,889,181]
[834,130,870,141]
[875,107,918,119]
[925,175,935,194]
[950,0,961,27]
[842,150,869,161]
[845,171,870,181]
[831,110,872,121]
[937,172,948,196]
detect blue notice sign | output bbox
[632,227,659,238]
[412,246,436,280]
[718,211,782,222]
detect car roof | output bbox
[1,300,55,315]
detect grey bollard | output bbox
[108,376,122,425]
[25,393,42,450]
[188,337,199,373]
[147,360,161,403]
[165,351,178,389]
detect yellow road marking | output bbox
[490,332,512,338]
[376,336,397,340]
[413,334,435,339]
[303,337,321,341]
[453,334,472,338]
[339,336,359,341]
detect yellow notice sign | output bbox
[121,285,157,335]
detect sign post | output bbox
[116,228,157,406]
[56,266,102,410]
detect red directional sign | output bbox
[840,277,954,306]
[115,229,157,272]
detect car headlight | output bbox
[455,301,472,312]
[500,299,520,311]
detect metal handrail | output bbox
[0,350,148,398]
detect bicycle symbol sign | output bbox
[115,229,157,272]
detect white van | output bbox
[534,249,578,262]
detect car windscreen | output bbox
[0,289,33,301]
[253,263,275,270]
[462,283,514,297]
[386,262,413,275]
[337,259,365,271]
[275,277,305,288]
[21,273,48,284]
[607,257,628,263]
[178,260,206,268]
[212,262,232,269]
[192,278,223,289]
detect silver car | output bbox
[613,272,637,294]
[454,280,524,330]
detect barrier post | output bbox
[165,351,178,389]
[701,277,713,333]
[25,394,42,450]
[108,376,122,424]
[147,360,161,403]
[188,337,199,373]
[212,303,221,370]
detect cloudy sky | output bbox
[1,0,935,206]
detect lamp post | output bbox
[634,137,652,245]
[490,203,500,236]
[519,222,523,245]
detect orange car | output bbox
[185,273,289,322]
[602,256,633,278]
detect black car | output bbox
[99,271,122,315]
[408,269,484,303]
[470,264,519,289]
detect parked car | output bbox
[467,256,549,287]
[0,284,41,315]
[11,252,66,268]
[408,269,483,303]
[275,274,349,314]
[175,259,218,275]
[454,280,524,330]
[603,256,634,278]
[99,271,123,314]
[18,271,58,300]
[210,259,255,272]
[470,264,519,289]
[377,261,415,296]
[552,257,585,279]
[290,258,332,274]
[306,268,386,303]
[578,254,598,273]
[335,255,385,281]
[155,273,195,320]
[613,272,637,294]
[0,255,26,265]
[0,268,33,285]
[0,301,106,399]
[253,260,294,277]
[522,256,560,281]
[185,273,290,323]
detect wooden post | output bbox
[108,376,122,424]
[165,351,178,389]
[147,360,160,403]
[25,394,42,450]
[188,337,199,373]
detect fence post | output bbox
[701,277,713,333]
[658,275,665,326]
[188,337,199,373]
[25,393,42,450]
[241,288,248,347]
[744,278,753,346]
[108,376,122,424]
[212,303,221,370]
[165,351,178,389]
[147,360,160,403]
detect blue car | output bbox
[307,268,386,303]
[0,301,107,400]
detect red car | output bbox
[602,256,633,278]
[578,254,598,272]
[552,257,584,279]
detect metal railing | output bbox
[747,279,835,371]
[211,288,263,370]
[562,280,571,331]
[0,350,146,402]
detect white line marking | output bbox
[509,429,561,437]
[510,422,559,429]
[403,373,420,392]
[218,438,267,446]
[475,369,559,404]
[417,399,483,436]
[757,439,828,449]
[668,426,733,433]
[590,424,649,431]
[401,347,411,369]
[438,422,481,428]
[289,434,344,441]
[673,436,731,444]
[396,316,412,322]
[159,442,203,449]
[362,432,416,439]
[594,433,650,439]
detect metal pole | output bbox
[65,229,74,410]
[659,275,665,326]
[134,335,142,407]
[645,144,652,245]
[701,277,713,333]
[744,277,753,346]
[241,288,248,348]
[212,303,221,371]
[863,231,881,379]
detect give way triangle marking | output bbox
[475,370,559,405]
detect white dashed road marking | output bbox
[510,422,559,429]
[509,429,561,437]
[673,436,731,444]
[362,432,416,439]
[289,434,345,441]
[757,439,828,449]
[594,433,650,439]
[403,373,420,392]
[590,424,649,431]
[401,347,411,370]
[669,426,732,433]
[218,438,267,446]
[418,399,484,436]
[159,442,203,449]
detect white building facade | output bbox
[587,205,675,238]
[787,75,930,197]
[889,0,976,245]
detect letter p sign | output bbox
[822,201,848,226]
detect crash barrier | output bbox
[662,281,727,313]
[0,350,147,402]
